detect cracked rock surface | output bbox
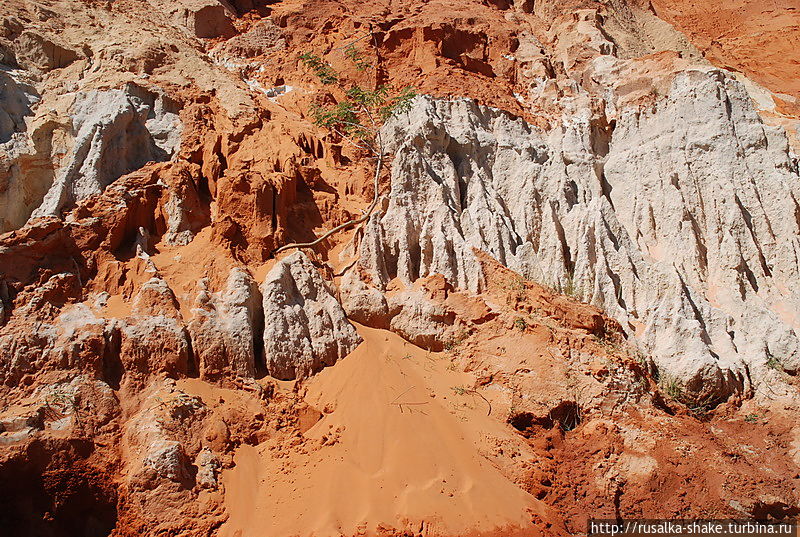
[262,251,362,380]
[356,76,800,400]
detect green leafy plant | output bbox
[744,413,760,424]
[298,52,338,85]
[514,317,528,331]
[344,43,371,72]
[766,356,783,371]
[659,373,683,401]
[274,37,416,255]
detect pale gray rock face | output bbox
[0,278,8,326]
[162,192,199,247]
[356,72,800,400]
[261,252,362,380]
[339,270,457,350]
[30,85,182,221]
[339,269,390,328]
[0,288,119,388]
[188,268,262,381]
[194,448,220,489]
[0,68,36,144]
[0,83,182,233]
[143,440,192,482]
[124,385,207,489]
[386,289,456,352]
[0,375,117,440]
[0,68,41,231]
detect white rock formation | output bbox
[143,440,192,482]
[339,269,390,328]
[188,268,261,381]
[0,68,35,144]
[124,385,207,488]
[0,68,41,231]
[354,72,800,400]
[195,448,221,489]
[0,82,182,233]
[29,85,182,221]
[386,288,457,351]
[0,285,118,387]
[261,251,362,380]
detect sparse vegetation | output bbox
[594,334,622,355]
[658,372,683,401]
[685,396,718,419]
[562,272,577,298]
[766,356,783,372]
[596,336,652,373]
[514,317,528,331]
[508,274,525,291]
[550,400,582,432]
[450,386,492,416]
[444,331,468,351]
[503,274,527,305]
[744,413,761,424]
[343,43,372,72]
[631,347,649,368]
[42,385,85,431]
[274,35,416,255]
[655,369,722,418]
[529,311,558,334]
[450,385,468,396]
[43,388,77,420]
[297,52,338,85]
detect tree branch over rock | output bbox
[273,36,416,256]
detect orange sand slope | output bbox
[652,0,800,100]
[219,325,554,537]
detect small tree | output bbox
[273,36,416,255]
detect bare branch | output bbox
[275,25,407,257]
[272,149,384,255]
